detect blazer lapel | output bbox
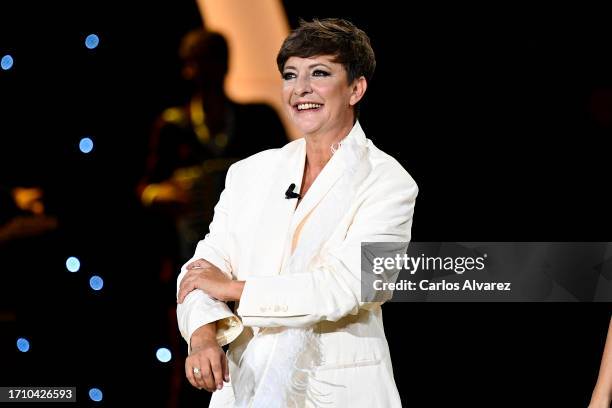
[246,121,368,277]
[289,121,368,237]
[290,149,346,235]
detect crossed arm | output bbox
[175,162,418,392]
[176,259,243,393]
[177,259,244,303]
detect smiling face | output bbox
[281,55,366,137]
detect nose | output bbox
[293,75,312,96]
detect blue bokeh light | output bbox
[79,137,94,153]
[1,55,14,70]
[156,347,172,363]
[88,388,103,402]
[17,337,30,352]
[85,34,100,50]
[66,257,81,273]
[89,275,103,291]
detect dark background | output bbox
[1,1,611,406]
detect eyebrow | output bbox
[283,63,332,71]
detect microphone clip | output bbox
[285,183,301,199]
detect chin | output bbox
[293,119,323,135]
[297,125,322,136]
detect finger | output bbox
[191,357,209,391]
[179,267,198,288]
[222,352,230,383]
[179,271,208,303]
[187,259,207,270]
[200,361,216,392]
[180,273,195,287]
[178,280,196,303]
[210,356,224,390]
[186,261,198,270]
[194,368,208,391]
[187,263,203,270]
[185,359,199,390]
[180,270,196,287]
[177,284,187,303]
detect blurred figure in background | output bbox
[137,28,287,407]
[139,28,287,270]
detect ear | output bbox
[349,76,368,106]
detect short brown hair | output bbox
[276,18,376,84]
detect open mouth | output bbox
[294,102,323,112]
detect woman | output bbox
[176,18,417,407]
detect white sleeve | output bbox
[237,168,418,328]
[176,165,243,348]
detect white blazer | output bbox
[177,121,418,407]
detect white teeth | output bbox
[297,103,322,111]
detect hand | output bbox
[177,259,244,303]
[185,325,229,392]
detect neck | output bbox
[304,120,354,175]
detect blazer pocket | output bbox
[316,358,382,371]
[316,330,384,370]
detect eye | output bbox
[282,72,296,80]
[313,70,330,77]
